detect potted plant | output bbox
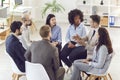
[41,0,65,18]
[1,0,5,6]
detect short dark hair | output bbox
[90,15,100,24]
[10,21,22,33]
[46,14,55,26]
[68,9,84,25]
[40,25,51,38]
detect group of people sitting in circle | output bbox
[5,9,113,80]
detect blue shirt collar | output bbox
[71,23,83,29]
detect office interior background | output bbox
[0,0,120,80]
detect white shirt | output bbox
[19,25,31,49]
[85,27,99,55]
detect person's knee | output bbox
[59,67,65,74]
[73,60,79,64]
[73,60,78,66]
[57,67,65,78]
[73,60,82,68]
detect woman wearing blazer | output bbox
[70,27,113,80]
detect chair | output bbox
[5,51,25,80]
[25,61,50,80]
[85,53,115,80]
[85,72,112,80]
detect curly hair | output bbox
[96,27,113,54]
[68,9,84,25]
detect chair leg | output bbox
[81,72,85,77]
[93,75,99,80]
[12,73,16,80]
[98,77,101,80]
[108,73,112,80]
[15,74,19,80]
[88,75,95,80]
[12,73,25,80]
[88,75,92,80]
[85,76,89,80]
[18,75,22,80]
[94,76,98,80]
[103,76,108,80]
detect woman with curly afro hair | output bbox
[60,9,87,68]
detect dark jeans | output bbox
[60,43,87,67]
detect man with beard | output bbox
[19,13,32,50]
[6,21,26,72]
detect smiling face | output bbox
[50,17,56,27]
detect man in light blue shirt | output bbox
[61,9,87,68]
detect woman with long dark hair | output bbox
[70,27,113,80]
[46,14,62,66]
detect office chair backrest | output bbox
[25,61,50,80]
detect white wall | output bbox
[23,0,77,23]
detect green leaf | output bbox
[41,0,65,18]
[57,4,65,11]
